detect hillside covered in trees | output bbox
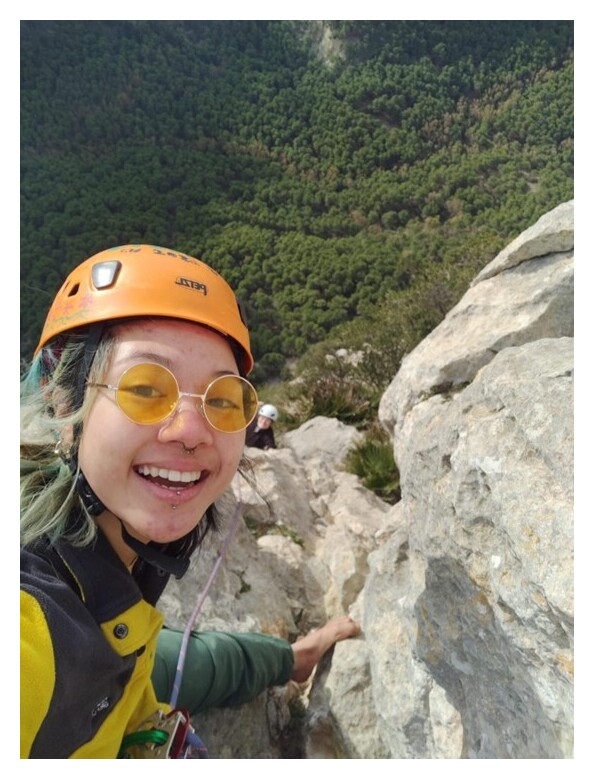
[21,20,573,385]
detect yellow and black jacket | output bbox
[21,529,294,758]
[21,530,168,758]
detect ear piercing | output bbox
[54,437,73,464]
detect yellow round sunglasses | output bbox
[88,363,258,433]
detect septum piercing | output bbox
[182,443,197,455]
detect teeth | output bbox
[136,465,202,483]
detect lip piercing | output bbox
[182,444,196,455]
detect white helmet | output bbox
[259,403,279,421]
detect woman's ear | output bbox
[59,423,74,448]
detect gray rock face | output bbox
[472,200,574,284]
[375,201,574,758]
[378,201,573,449]
[372,339,573,758]
[281,415,364,467]
[160,201,574,758]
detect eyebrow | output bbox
[112,351,239,379]
[113,351,175,370]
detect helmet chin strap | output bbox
[120,525,190,578]
[75,468,106,516]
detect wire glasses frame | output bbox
[87,362,259,433]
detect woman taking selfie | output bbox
[20,244,359,759]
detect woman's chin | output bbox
[134,514,204,546]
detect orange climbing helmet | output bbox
[35,244,254,374]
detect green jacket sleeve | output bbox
[152,628,294,715]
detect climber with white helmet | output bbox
[246,403,279,450]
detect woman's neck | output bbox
[95,512,139,571]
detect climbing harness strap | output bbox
[118,708,208,759]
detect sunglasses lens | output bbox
[116,364,178,424]
[203,376,258,432]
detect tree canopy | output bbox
[21,20,573,383]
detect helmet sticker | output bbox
[107,244,199,264]
[45,292,94,333]
[175,277,208,295]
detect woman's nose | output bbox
[158,395,213,446]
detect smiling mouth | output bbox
[135,465,204,489]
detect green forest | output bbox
[21,20,573,395]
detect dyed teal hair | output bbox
[20,333,115,547]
